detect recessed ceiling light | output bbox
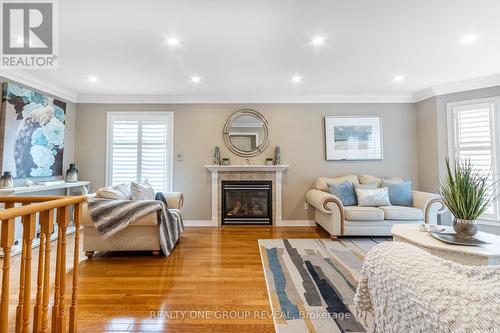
[87,75,99,83]
[459,34,477,45]
[165,37,181,47]
[190,76,201,84]
[393,74,405,82]
[311,36,326,47]
[291,75,303,84]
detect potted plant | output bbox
[440,158,499,236]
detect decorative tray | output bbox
[429,232,491,246]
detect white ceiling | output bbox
[3,0,500,103]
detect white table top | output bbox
[391,224,500,257]
[0,181,90,194]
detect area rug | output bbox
[259,238,385,333]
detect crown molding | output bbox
[0,69,78,102]
[413,87,435,103]
[76,93,415,104]
[2,70,500,105]
[413,73,500,102]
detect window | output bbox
[107,112,174,192]
[447,98,500,220]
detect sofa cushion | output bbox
[382,177,404,184]
[382,180,413,206]
[131,180,155,200]
[328,181,357,206]
[358,174,382,187]
[112,183,132,199]
[379,206,423,220]
[355,188,391,207]
[96,187,129,200]
[314,175,359,192]
[354,182,378,190]
[344,206,384,221]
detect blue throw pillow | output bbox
[382,181,413,206]
[327,181,357,206]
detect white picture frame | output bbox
[324,116,383,161]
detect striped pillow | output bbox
[131,181,155,201]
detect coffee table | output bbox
[391,224,500,266]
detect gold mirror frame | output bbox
[223,109,269,157]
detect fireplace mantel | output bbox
[205,165,289,172]
[205,165,289,225]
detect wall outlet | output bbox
[177,153,183,161]
[304,202,309,210]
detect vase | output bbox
[0,171,13,188]
[453,218,478,237]
[66,163,78,182]
[214,146,222,165]
[274,146,281,165]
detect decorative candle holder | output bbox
[66,163,79,182]
[214,146,222,165]
[274,146,281,165]
[0,171,14,188]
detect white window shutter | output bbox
[450,101,497,218]
[111,121,139,185]
[108,113,173,193]
[141,121,169,192]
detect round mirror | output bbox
[223,109,269,157]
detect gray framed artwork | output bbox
[324,116,383,161]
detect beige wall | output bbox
[416,97,439,192]
[75,103,418,221]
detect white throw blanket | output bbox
[354,241,500,333]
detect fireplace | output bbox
[221,180,272,225]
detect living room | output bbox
[0,1,499,332]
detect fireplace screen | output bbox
[222,181,272,225]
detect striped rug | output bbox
[259,238,389,333]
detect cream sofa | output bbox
[305,174,444,238]
[81,192,183,257]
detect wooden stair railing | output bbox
[0,195,87,333]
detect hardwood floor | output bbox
[2,226,329,332]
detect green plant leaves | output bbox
[440,158,499,220]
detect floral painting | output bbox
[0,83,65,177]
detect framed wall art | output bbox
[324,116,383,161]
[0,82,66,177]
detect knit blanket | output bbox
[87,197,184,257]
[354,242,500,333]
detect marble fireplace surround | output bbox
[205,165,289,226]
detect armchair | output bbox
[81,192,183,257]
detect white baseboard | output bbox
[276,220,317,226]
[183,220,217,227]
